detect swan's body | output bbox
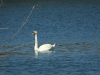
[38,44,55,52]
[32,31,55,53]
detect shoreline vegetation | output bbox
[1,0,100,3]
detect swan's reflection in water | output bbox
[35,50,53,58]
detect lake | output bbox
[0,0,100,75]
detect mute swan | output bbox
[32,31,55,53]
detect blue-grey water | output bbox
[0,1,100,75]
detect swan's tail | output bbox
[52,44,56,47]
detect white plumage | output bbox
[32,31,55,54]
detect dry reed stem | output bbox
[0,4,40,49]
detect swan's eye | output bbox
[32,31,37,35]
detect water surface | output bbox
[0,1,100,75]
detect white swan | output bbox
[32,31,55,54]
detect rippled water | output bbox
[0,1,100,75]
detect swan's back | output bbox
[38,44,55,52]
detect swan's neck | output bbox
[34,34,38,50]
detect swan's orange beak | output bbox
[32,31,35,35]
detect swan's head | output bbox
[32,31,37,35]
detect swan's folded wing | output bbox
[38,44,52,51]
